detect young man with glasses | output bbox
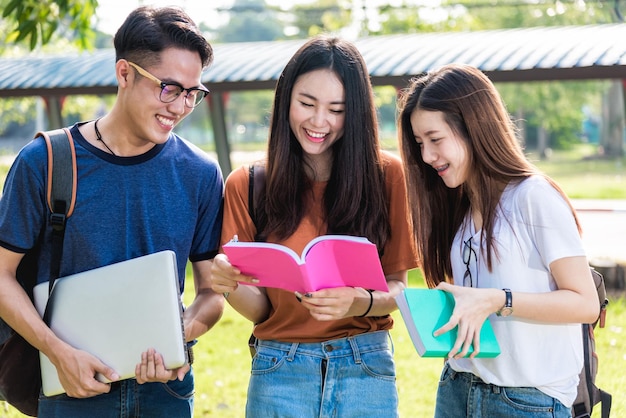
[0,6,224,417]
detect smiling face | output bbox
[288,69,346,168]
[118,47,204,148]
[410,109,471,189]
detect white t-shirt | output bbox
[448,175,585,407]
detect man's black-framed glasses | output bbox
[462,236,477,287]
[128,61,209,108]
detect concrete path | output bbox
[574,200,626,265]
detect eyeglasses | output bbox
[462,236,477,287]
[127,61,209,108]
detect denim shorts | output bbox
[434,363,571,418]
[37,368,194,418]
[246,330,398,418]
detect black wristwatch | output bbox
[496,288,513,317]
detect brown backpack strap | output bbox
[38,128,77,218]
[35,128,77,295]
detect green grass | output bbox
[189,269,436,417]
[1,271,624,417]
[0,144,624,416]
[1,144,625,198]
[528,145,626,199]
[187,270,626,418]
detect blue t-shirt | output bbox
[0,122,224,294]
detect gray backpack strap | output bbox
[38,128,77,220]
[36,128,77,296]
[0,128,76,342]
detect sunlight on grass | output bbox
[528,146,626,199]
[1,269,623,417]
[0,142,624,416]
[185,269,625,418]
[185,269,444,418]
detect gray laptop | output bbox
[33,250,187,396]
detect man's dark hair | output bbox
[114,6,213,68]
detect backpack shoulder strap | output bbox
[248,165,255,223]
[599,388,612,418]
[35,128,77,296]
[38,128,77,220]
[248,163,266,241]
[590,267,609,328]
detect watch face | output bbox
[499,307,513,317]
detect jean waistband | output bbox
[445,363,505,394]
[255,330,391,359]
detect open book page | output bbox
[223,235,388,293]
[303,235,388,291]
[301,234,371,256]
[223,241,306,292]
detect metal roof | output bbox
[1,24,625,98]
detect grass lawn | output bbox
[527,145,626,199]
[3,271,622,417]
[187,271,625,418]
[1,144,624,416]
[188,270,441,417]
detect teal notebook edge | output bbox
[395,288,501,358]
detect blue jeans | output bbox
[37,368,194,418]
[246,330,398,418]
[434,363,571,418]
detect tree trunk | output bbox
[515,109,526,147]
[538,125,549,160]
[601,80,625,157]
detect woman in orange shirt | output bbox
[210,35,417,417]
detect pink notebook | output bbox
[223,235,389,293]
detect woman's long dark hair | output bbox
[397,64,580,287]
[256,35,390,252]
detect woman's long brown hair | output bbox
[397,64,580,287]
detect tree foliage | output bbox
[0,0,622,154]
[214,0,284,43]
[0,0,108,136]
[291,1,352,37]
[497,81,607,150]
[367,0,620,151]
[1,0,98,50]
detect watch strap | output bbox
[496,288,513,316]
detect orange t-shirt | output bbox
[220,151,418,342]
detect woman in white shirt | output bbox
[397,63,600,417]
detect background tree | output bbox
[447,0,620,29]
[1,0,98,51]
[205,0,284,147]
[214,0,284,43]
[368,0,622,156]
[497,81,606,157]
[0,0,112,141]
[290,0,351,37]
[1,0,623,156]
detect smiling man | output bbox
[0,6,224,418]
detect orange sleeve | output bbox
[220,164,257,249]
[380,151,419,275]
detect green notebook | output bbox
[395,288,501,358]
